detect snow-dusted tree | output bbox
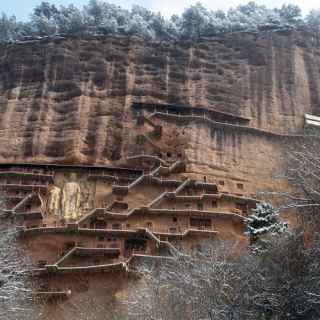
[167,14,182,39]
[147,12,173,40]
[237,2,280,29]
[246,202,288,246]
[0,210,40,319]
[55,4,87,35]
[33,1,59,19]
[0,13,18,42]
[85,0,104,25]
[282,139,320,232]
[131,5,153,22]
[31,2,59,36]
[127,233,320,320]
[208,10,229,34]
[125,6,156,39]
[306,9,320,31]
[227,7,252,32]
[180,2,212,39]
[84,1,123,34]
[126,5,173,39]
[126,241,246,320]
[1,1,319,43]
[278,4,302,24]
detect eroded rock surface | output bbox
[0,30,320,166]
[0,30,319,320]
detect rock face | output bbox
[0,30,320,166]
[0,29,319,319]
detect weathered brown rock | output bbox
[1,29,319,319]
[0,30,320,167]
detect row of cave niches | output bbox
[133,147,183,163]
[2,189,44,211]
[0,181,50,211]
[132,102,250,126]
[0,161,248,215]
[134,122,184,163]
[0,165,118,211]
[0,179,247,213]
[132,101,253,168]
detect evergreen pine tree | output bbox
[246,203,288,250]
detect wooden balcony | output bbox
[31,290,72,300]
[14,211,43,220]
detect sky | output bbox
[2,0,320,21]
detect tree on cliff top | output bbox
[278,4,302,24]
[306,9,320,31]
[31,2,59,35]
[1,1,320,43]
[180,3,212,39]
[0,13,18,41]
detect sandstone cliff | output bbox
[2,29,319,320]
[0,29,320,167]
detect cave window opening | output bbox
[172,216,178,223]
[96,221,107,229]
[125,238,146,251]
[136,135,144,145]
[197,203,204,211]
[37,260,47,268]
[219,180,225,186]
[65,242,75,250]
[112,223,121,230]
[235,203,248,214]
[237,183,244,190]
[190,217,212,229]
[160,235,169,241]
[212,201,217,208]
[167,152,172,158]
[169,227,177,233]
[110,241,119,248]
[203,176,207,182]
[111,202,128,212]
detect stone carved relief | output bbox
[47,186,62,216]
[62,182,81,220]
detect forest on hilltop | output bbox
[1,1,320,42]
